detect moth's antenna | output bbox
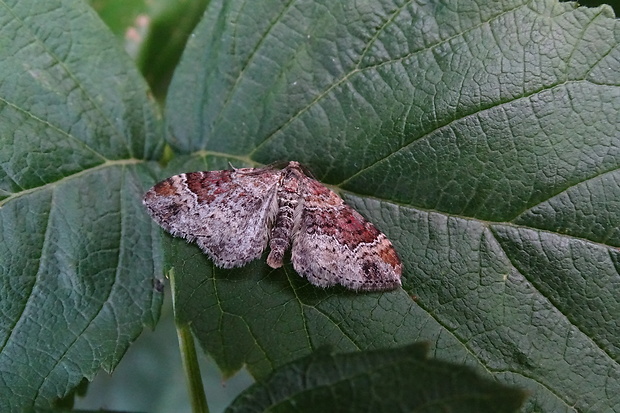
[297,162,317,180]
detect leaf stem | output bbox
[170,269,210,413]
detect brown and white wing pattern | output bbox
[144,161,402,291]
[291,177,402,291]
[143,167,280,268]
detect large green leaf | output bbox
[0,0,163,410]
[227,343,526,413]
[165,0,620,412]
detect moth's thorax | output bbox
[278,162,306,194]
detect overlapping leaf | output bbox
[165,0,620,412]
[0,0,163,410]
[227,344,526,413]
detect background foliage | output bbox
[0,0,618,412]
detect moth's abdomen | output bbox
[267,190,299,269]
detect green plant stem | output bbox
[170,269,210,413]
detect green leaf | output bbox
[165,0,620,412]
[0,0,163,410]
[226,343,526,413]
[88,0,149,35]
[88,0,211,100]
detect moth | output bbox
[143,161,402,291]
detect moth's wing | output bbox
[143,168,280,268]
[291,178,402,291]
